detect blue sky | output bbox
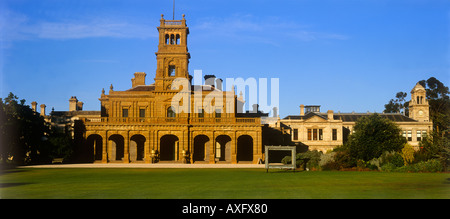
[1,0,449,117]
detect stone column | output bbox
[253,131,261,164]
[102,131,108,163]
[123,131,130,163]
[144,132,151,163]
[209,132,216,164]
[189,131,194,164]
[231,131,237,164]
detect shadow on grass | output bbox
[0,168,29,176]
[0,182,33,188]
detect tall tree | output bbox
[345,114,406,162]
[384,92,408,114]
[418,77,450,135]
[0,93,50,165]
[384,77,449,136]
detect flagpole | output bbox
[173,0,175,20]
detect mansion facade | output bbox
[35,14,433,164]
[81,15,262,164]
[280,83,433,152]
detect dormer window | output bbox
[169,65,176,77]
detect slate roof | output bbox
[50,111,100,117]
[283,112,417,122]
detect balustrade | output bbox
[86,116,259,124]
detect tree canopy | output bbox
[418,77,450,135]
[384,77,449,136]
[0,93,50,165]
[345,114,407,162]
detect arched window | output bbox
[165,34,169,44]
[176,34,180,44]
[167,106,176,118]
[170,34,175,44]
[168,65,176,77]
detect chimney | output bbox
[131,72,147,87]
[327,110,334,120]
[77,101,84,111]
[215,78,223,90]
[273,107,278,118]
[300,104,305,116]
[40,104,46,116]
[204,75,216,87]
[31,101,37,112]
[252,104,259,113]
[69,96,78,111]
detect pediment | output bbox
[304,115,328,122]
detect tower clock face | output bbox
[419,110,423,116]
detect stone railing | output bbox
[165,21,182,26]
[85,117,260,125]
[85,117,188,124]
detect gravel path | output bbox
[19,163,265,169]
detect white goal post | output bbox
[264,146,296,172]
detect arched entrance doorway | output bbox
[193,135,210,162]
[130,134,146,162]
[237,135,253,162]
[86,134,102,162]
[160,135,179,161]
[215,135,231,162]
[109,134,124,162]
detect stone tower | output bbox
[409,83,430,122]
[154,14,190,91]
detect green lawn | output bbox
[0,168,449,199]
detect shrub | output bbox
[281,150,323,170]
[379,151,404,168]
[401,143,415,165]
[380,159,443,172]
[319,152,335,167]
[381,163,398,172]
[396,159,443,172]
[371,151,404,171]
[356,160,378,171]
[281,156,292,165]
[320,150,354,170]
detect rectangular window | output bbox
[407,130,412,141]
[313,129,318,140]
[293,129,298,141]
[417,130,422,141]
[122,108,129,118]
[215,110,221,118]
[139,109,145,118]
[307,129,312,141]
[332,129,337,141]
[402,131,406,138]
[422,130,427,139]
[198,108,204,118]
[319,129,323,140]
